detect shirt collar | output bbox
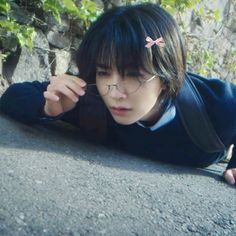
[137,101,176,131]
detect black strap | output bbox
[175,74,225,153]
[79,92,108,143]
[79,73,225,153]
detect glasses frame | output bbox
[85,74,157,96]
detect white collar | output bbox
[137,104,176,131]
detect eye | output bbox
[125,72,145,82]
[96,71,109,77]
[125,71,143,78]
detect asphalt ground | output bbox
[0,114,235,236]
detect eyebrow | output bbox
[96,64,111,69]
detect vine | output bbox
[0,0,101,57]
[0,0,229,77]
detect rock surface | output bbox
[0,0,235,95]
[3,30,51,84]
[0,114,235,236]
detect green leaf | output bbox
[0,0,11,14]
[198,6,204,16]
[63,0,79,15]
[0,20,35,49]
[0,20,18,32]
[0,53,8,60]
[43,0,63,22]
[213,9,221,22]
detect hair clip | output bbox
[145,36,165,48]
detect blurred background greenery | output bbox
[0,0,235,82]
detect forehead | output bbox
[96,63,142,70]
[93,13,156,75]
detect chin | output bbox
[112,115,137,125]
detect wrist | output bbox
[43,105,62,117]
[38,107,65,122]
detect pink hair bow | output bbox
[145,36,165,48]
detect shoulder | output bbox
[187,72,236,108]
[186,72,236,141]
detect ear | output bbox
[161,83,167,91]
[158,77,167,91]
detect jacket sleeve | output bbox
[0,81,80,126]
[227,155,236,170]
[226,137,236,170]
[0,81,49,124]
[0,81,79,126]
[189,73,236,170]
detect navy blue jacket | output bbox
[0,73,236,170]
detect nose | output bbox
[109,84,127,99]
[108,75,127,99]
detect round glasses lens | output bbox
[85,75,153,97]
[86,84,109,96]
[122,77,141,94]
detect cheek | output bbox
[126,91,157,121]
[137,96,157,117]
[132,87,162,119]
[96,80,109,98]
[96,79,103,94]
[100,95,109,108]
[135,88,159,109]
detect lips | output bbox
[111,106,131,110]
[110,106,131,116]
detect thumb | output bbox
[224,169,236,185]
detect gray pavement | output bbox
[0,114,235,236]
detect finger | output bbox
[44,91,60,102]
[50,76,86,96]
[51,84,80,103]
[231,168,236,181]
[224,169,236,185]
[52,74,87,87]
[63,79,86,96]
[71,76,87,87]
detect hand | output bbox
[224,168,236,185]
[43,74,86,117]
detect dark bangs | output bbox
[77,6,156,83]
[77,3,186,96]
[95,15,155,77]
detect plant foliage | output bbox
[0,0,226,76]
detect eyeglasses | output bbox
[85,74,157,96]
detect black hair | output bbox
[77,3,186,97]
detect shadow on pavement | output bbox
[0,113,227,183]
